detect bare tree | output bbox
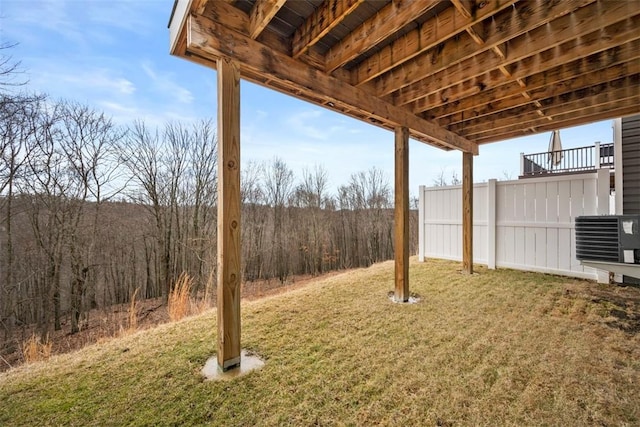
[56,101,124,333]
[263,157,294,281]
[293,165,329,274]
[433,167,461,186]
[241,160,266,281]
[19,102,67,335]
[123,119,218,300]
[123,120,168,299]
[0,94,41,339]
[0,41,26,91]
[184,119,217,291]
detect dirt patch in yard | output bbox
[561,281,640,334]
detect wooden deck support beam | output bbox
[249,0,286,39]
[187,13,478,154]
[216,57,242,371]
[462,152,473,274]
[394,126,410,302]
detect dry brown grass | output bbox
[1,258,639,426]
[195,268,215,314]
[168,272,192,321]
[125,287,140,334]
[21,334,52,364]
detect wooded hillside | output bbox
[0,94,417,355]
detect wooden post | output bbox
[217,57,241,371]
[394,126,409,302]
[462,152,473,274]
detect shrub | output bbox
[168,272,192,321]
[127,287,140,333]
[22,334,52,363]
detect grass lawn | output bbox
[1,258,639,426]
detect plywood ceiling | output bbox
[170,0,640,154]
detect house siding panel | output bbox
[622,114,640,284]
[622,114,640,214]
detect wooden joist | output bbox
[475,102,640,145]
[461,89,640,140]
[249,0,286,39]
[187,14,478,154]
[472,95,640,143]
[292,0,364,59]
[450,0,474,19]
[375,0,589,99]
[170,0,640,153]
[351,0,515,86]
[448,74,640,135]
[397,3,639,108]
[324,0,439,73]
[419,39,640,120]
[438,64,639,128]
[404,16,640,118]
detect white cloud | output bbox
[99,100,140,117]
[2,0,87,48]
[7,0,72,31]
[286,110,338,140]
[287,110,325,139]
[85,1,154,36]
[141,61,193,104]
[68,72,136,95]
[29,65,136,97]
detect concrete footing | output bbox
[201,350,264,381]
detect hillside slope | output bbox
[1,259,639,426]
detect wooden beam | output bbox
[292,0,364,59]
[249,0,286,39]
[391,1,637,105]
[438,63,639,127]
[462,152,473,274]
[477,104,640,146]
[187,14,478,154]
[469,94,640,142]
[352,0,515,86]
[474,102,640,144]
[394,126,409,302]
[446,74,640,133]
[324,0,439,73]
[193,0,209,15]
[201,0,354,82]
[450,0,473,19]
[375,0,593,98]
[217,57,242,371]
[457,77,640,137]
[418,40,640,119]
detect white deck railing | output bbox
[520,142,614,177]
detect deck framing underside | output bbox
[171,0,640,153]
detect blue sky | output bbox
[1,0,616,195]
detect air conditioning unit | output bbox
[575,215,640,273]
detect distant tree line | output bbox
[0,51,417,351]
